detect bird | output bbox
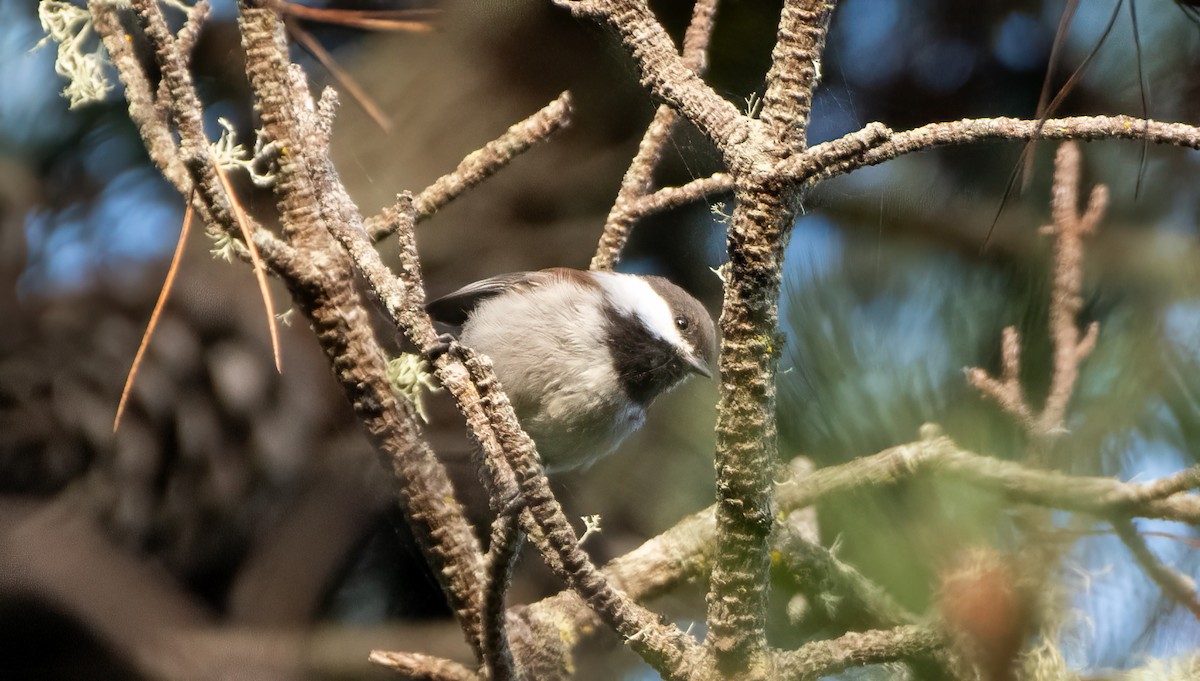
[426,268,717,473]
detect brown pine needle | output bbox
[286,17,392,132]
[114,199,194,433]
[213,162,284,374]
[275,1,437,32]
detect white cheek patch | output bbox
[595,273,690,352]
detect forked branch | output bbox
[968,142,1104,443]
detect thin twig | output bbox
[481,513,522,681]
[774,121,893,185]
[177,0,211,61]
[625,173,733,220]
[367,93,573,241]
[967,326,1036,431]
[799,115,1200,187]
[1039,142,1106,435]
[1113,519,1200,622]
[771,625,946,681]
[966,143,1104,444]
[285,18,392,132]
[590,0,721,270]
[368,651,480,681]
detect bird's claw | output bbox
[421,333,458,363]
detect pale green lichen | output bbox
[36,0,195,109]
[36,1,110,108]
[577,514,602,545]
[208,229,242,262]
[710,262,731,286]
[1122,656,1200,681]
[386,354,441,422]
[211,117,278,188]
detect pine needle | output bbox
[985,0,1123,251]
[213,163,284,373]
[275,1,437,32]
[114,199,193,432]
[286,17,392,132]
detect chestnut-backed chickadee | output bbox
[428,268,717,472]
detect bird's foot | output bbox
[421,333,458,363]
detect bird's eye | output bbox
[675,315,689,330]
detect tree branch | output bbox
[798,115,1200,185]
[481,513,522,680]
[590,0,720,270]
[771,625,946,681]
[552,0,752,169]
[367,92,574,241]
[233,1,488,660]
[704,178,790,676]
[92,0,298,276]
[625,172,733,221]
[1113,519,1200,622]
[369,651,480,681]
[128,0,293,269]
[759,0,837,153]
[1039,142,1105,436]
[586,115,1200,220]
[503,429,1200,676]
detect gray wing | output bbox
[426,269,580,326]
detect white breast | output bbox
[459,278,645,472]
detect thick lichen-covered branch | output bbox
[705,181,790,676]
[759,0,837,153]
[232,1,490,662]
[705,0,842,669]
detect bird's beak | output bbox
[684,351,713,379]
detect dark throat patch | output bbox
[603,307,688,406]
